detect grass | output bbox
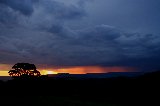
[0,96,120,106]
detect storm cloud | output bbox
[0,0,160,72]
[0,0,37,16]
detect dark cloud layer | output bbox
[0,0,160,72]
[0,0,37,16]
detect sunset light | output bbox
[0,64,134,76]
[41,70,58,75]
[38,66,134,75]
[46,71,57,74]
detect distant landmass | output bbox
[0,71,155,81]
[0,76,12,81]
[47,72,145,79]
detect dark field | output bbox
[0,71,159,106]
[0,96,118,106]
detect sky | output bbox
[0,0,160,75]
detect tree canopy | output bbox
[8,63,41,77]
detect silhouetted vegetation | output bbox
[8,63,41,77]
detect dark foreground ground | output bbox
[0,71,159,106]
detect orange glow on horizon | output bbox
[0,64,135,76]
[41,70,58,75]
[0,64,12,76]
[39,66,134,75]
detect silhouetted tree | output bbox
[8,70,21,76]
[8,63,41,77]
